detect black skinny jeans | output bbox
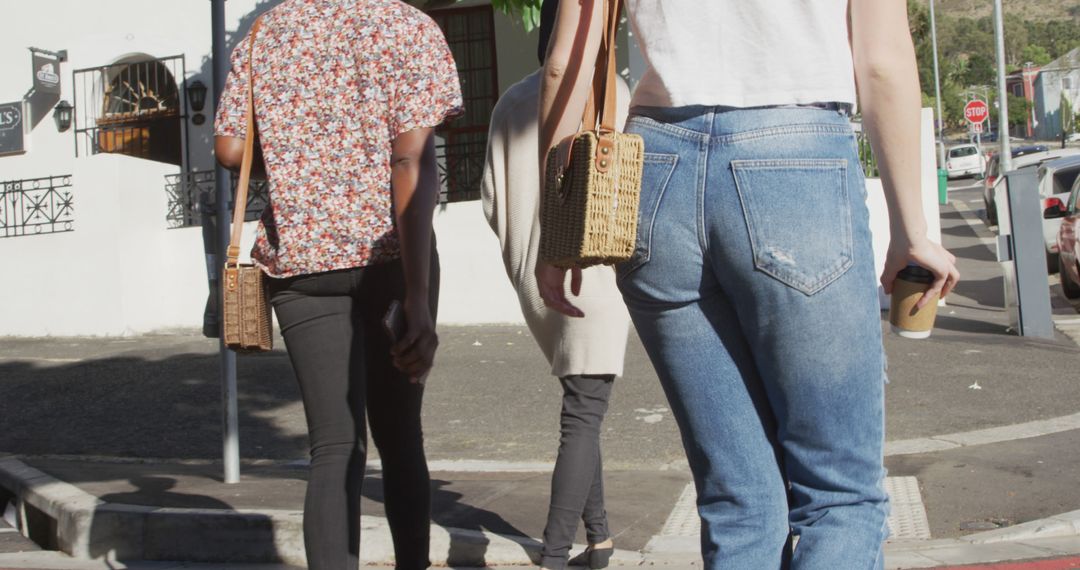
[540,374,614,568]
[269,256,438,570]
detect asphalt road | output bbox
[3,177,1080,540]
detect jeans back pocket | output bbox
[617,152,679,279]
[731,158,853,295]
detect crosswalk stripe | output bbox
[648,476,931,548]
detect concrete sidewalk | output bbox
[3,189,1080,568]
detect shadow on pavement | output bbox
[0,351,307,461]
[951,276,1006,310]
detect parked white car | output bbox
[1038,155,1080,271]
[985,148,1080,226]
[946,144,984,179]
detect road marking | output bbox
[646,477,930,551]
[0,357,84,363]
[950,199,997,249]
[886,411,1080,456]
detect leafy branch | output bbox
[486,0,543,31]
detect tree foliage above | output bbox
[487,0,543,31]
[908,0,1080,130]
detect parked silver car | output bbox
[984,148,1079,226]
[1039,155,1080,272]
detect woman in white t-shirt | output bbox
[536,1,959,568]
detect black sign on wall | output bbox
[29,48,65,129]
[33,52,62,95]
[0,101,26,156]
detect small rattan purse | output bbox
[539,0,644,269]
[222,18,272,353]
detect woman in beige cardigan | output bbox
[480,2,629,566]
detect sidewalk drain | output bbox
[655,477,931,540]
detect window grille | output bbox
[429,6,499,203]
[73,55,189,167]
[164,170,268,229]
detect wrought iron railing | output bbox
[164,170,268,229]
[73,55,189,167]
[0,175,74,238]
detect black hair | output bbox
[537,0,560,66]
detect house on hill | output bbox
[1033,47,1080,141]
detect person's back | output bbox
[538,1,959,568]
[214,1,461,568]
[626,0,855,108]
[217,0,460,278]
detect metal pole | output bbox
[992,0,1012,172]
[929,0,946,166]
[211,0,241,485]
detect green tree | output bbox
[1064,94,1076,138]
[1002,14,1029,66]
[485,0,542,30]
[1007,94,1031,128]
[1020,44,1053,66]
[963,53,996,86]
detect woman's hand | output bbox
[881,236,959,309]
[536,261,585,318]
[390,298,438,384]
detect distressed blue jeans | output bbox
[618,106,889,569]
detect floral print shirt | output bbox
[215,0,462,278]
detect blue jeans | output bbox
[618,106,889,569]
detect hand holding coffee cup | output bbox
[889,265,939,339]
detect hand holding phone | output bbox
[385,299,437,385]
[382,300,406,344]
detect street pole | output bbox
[211,0,241,485]
[992,0,1012,172]
[929,0,946,166]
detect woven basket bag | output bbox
[539,0,644,269]
[222,17,273,353]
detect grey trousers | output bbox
[540,374,615,568]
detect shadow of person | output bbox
[97,476,234,510]
[361,475,541,565]
[86,476,242,567]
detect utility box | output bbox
[995,168,1054,338]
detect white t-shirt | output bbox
[626,0,856,108]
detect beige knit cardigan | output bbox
[481,70,631,378]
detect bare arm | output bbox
[214,136,267,180]
[389,127,439,381]
[852,0,958,306]
[535,0,605,318]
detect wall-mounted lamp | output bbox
[186,79,208,125]
[53,100,73,132]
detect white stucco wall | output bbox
[0,4,942,336]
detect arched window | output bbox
[74,55,187,166]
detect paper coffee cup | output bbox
[889,266,939,339]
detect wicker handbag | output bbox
[539,0,644,269]
[222,18,273,353]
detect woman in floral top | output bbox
[214,0,461,567]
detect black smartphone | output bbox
[382,300,406,344]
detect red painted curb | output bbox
[938,555,1080,569]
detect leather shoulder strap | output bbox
[226,17,263,266]
[579,0,622,133]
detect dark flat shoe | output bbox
[567,545,614,569]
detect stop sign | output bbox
[965,100,989,124]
